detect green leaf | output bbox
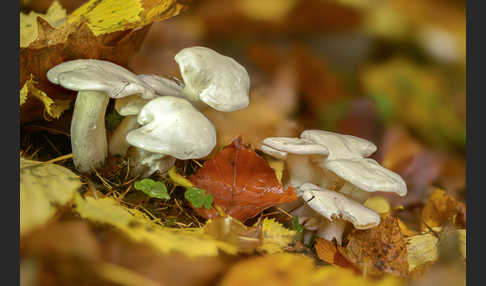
[185,187,214,210]
[291,216,304,242]
[133,178,169,200]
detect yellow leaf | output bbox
[20,75,71,120]
[20,0,67,48]
[67,0,187,36]
[267,159,284,184]
[312,266,404,286]
[20,158,81,235]
[74,194,237,257]
[364,196,391,214]
[421,188,458,231]
[406,228,466,272]
[257,218,296,254]
[220,253,404,286]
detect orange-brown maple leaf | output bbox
[189,137,297,222]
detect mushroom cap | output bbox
[174,46,250,112]
[47,59,156,99]
[137,74,184,98]
[126,96,217,160]
[300,183,381,229]
[325,158,407,196]
[301,130,377,160]
[261,137,329,159]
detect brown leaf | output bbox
[342,214,409,277]
[421,189,458,231]
[315,238,358,271]
[189,137,297,222]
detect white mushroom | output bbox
[135,47,250,112]
[260,129,407,244]
[125,96,217,177]
[175,46,250,112]
[299,183,380,244]
[46,59,156,173]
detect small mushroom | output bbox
[125,96,217,177]
[260,129,407,244]
[299,183,380,244]
[46,59,156,173]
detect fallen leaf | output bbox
[314,238,357,270]
[219,253,404,286]
[406,227,466,272]
[20,75,71,120]
[421,189,458,231]
[257,218,296,254]
[20,0,67,48]
[342,214,409,277]
[20,158,81,235]
[219,253,315,286]
[189,137,297,222]
[73,193,238,257]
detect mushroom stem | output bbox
[127,148,176,177]
[315,219,348,245]
[70,90,110,173]
[109,115,140,157]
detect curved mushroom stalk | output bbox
[71,90,110,172]
[108,115,140,157]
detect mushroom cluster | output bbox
[260,130,407,244]
[47,47,250,176]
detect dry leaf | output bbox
[257,218,296,254]
[406,228,466,272]
[20,158,82,235]
[220,253,404,286]
[189,137,297,222]
[20,75,71,120]
[421,189,458,231]
[73,194,238,257]
[342,214,409,277]
[314,238,357,271]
